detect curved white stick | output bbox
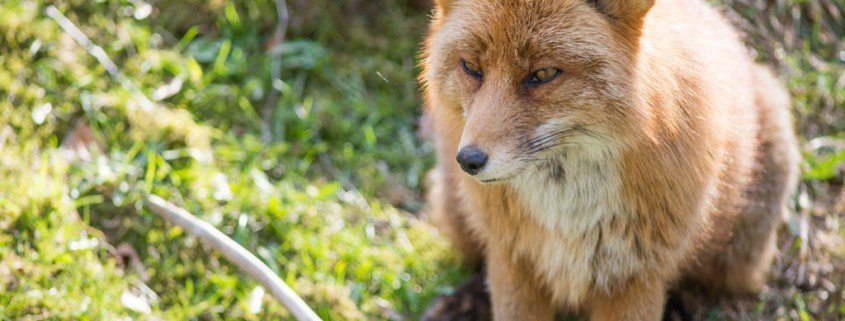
[145,195,321,321]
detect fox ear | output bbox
[591,0,654,22]
[434,0,454,14]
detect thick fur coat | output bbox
[421,0,800,319]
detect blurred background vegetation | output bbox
[0,0,842,320]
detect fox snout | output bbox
[456,109,526,183]
[456,131,529,184]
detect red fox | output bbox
[420,0,800,319]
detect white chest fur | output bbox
[509,150,641,306]
[512,150,622,234]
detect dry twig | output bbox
[261,0,291,143]
[145,195,321,321]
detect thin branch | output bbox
[274,0,290,40]
[261,0,291,143]
[145,195,321,321]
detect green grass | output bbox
[0,0,843,320]
[1,0,461,319]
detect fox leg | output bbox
[727,67,800,293]
[694,67,800,294]
[486,244,555,321]
[589,278,667,321]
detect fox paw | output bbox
[422,273,491,321]
[662,290,692,321]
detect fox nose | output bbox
[456,146,488,175]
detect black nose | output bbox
[456,146,488,175]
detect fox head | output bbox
[423,0,655,183]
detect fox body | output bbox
[421,0,799,319]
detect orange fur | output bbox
[421,0,800,320]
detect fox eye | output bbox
[461,60,483,79]
[528,68,562,85]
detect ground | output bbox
[0,0,842,320]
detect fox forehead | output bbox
[434,0,615,70]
